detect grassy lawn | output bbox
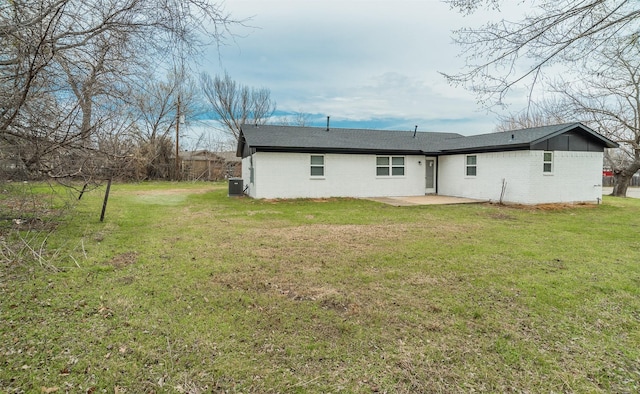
[1,181,640,393]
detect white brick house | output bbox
[236,123,617,204]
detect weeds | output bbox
[0,180,79,270]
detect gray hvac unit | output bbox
[228,178,243,197]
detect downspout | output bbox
[250,153,255,197]
[435,156,439,195]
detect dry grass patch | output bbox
[117,183,219,197]
[246,221,474,257]
[108,251,138,268]
[497,201,600,211]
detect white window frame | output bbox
[376,156,405,177]
[543,151,553,174]
[310,154,325,178]
[465,155,477,177]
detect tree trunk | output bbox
[80,98,93,145]
[611,173,631,196]
[611,162,640,197]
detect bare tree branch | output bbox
[498,36,640,196]
[444,0,640,106]
[200,71,276,141]
[1,0,240,180]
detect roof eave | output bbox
[251,146,427,155]
[439,143,530,155]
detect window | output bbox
[376,156,405,176]
[543,151,553,173]
[466,155,477,176]
[310,155,324,177]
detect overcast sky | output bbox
[188,0,533,146]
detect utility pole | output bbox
[175,94,180,180]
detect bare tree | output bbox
[56,34,136,145]
[200,71,276,141]
[0,0,243,268]
[443,0,640,107]
[1,0,238,179]
[495,101,569,132]
[445,1,640,196]
[492,37,640,196]
[277,112,312,127]
[132,72,201,143]
[128,71,201,179]
[0,0,64,138]
[547,38,640,197]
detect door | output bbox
[425,158,436,194]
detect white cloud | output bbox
[201,0,531,135]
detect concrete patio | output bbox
[366,195,487,206]
[369,187,640,206]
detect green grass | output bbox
[2,181,640,393]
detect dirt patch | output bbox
[253,223,412,243]
[532,202,598,210]
[131,187,215,196]
[264,281,358,314]
[246,223,414,264]
[489,212,517,220]
[493,202,599,211]
[262,198,354,204]
[266,282,341,301]
[0,217,58,232]
[108,252,138,268]
[0,191,61,234]
[127,187,219,206]
[244,222,476,266]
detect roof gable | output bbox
[436,123,618,154]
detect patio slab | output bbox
[366,195,487,206]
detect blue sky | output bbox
[185,0,533,148]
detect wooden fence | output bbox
[602,175,640,187]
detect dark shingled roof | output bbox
[435,123,618,153]
[237,122,618,157]
[238,124,462,154]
